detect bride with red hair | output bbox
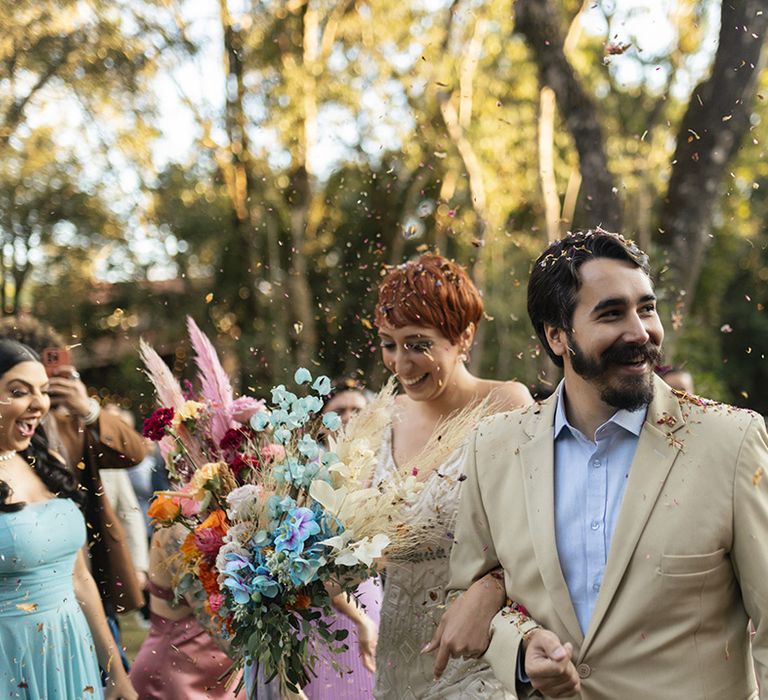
[371,254,533,698]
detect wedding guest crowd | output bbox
[2,234,767,700]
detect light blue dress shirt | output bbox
[553,381,646,634]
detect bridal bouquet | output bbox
[141,318,441,694]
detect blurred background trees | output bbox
[2,0,766,415]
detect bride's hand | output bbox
[355,613,378,672]
[422,570,507,678]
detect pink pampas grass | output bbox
[139,339,185,411]
[186,316,236,446]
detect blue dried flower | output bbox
[267,495,296,521]
[298,434,320,460]
[321,412,342,432]
[251,568,280,599]
[312,375,332,396]
[287,552,324,586]
[274,507,321,553]
[322,451,339,467]
[298,395,324,415]
[273,428,292,444]
[250,412,270,431]
[294,368,312,385]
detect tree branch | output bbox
[0,31,83,145]
[514,0,621,230]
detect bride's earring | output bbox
[458,349,468,363]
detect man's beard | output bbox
[568,335,662,411]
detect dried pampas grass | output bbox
[321,382,501,561]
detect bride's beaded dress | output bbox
[372,430,513,699]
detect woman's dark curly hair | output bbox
[0,340,82,512]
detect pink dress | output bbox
[303,577,383,699]
[129,582,245,699]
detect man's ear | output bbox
[544,324,568,360]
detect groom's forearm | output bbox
[446,427,501,593]
[483,608,530,694]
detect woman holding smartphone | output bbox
[0,339,137,699]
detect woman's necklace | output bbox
[0,450,16,462]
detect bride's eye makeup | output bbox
[405,341,433,353]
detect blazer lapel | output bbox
[520,397,583,645]
[580,377,685,656]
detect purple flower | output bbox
[274,507,320,553]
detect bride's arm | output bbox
[422,568,507,677]
[330,591,378,672]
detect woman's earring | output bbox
[458,350,468,363]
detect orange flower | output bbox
[180,531,200,563]
[290,593,311,610]
[147,494,181,523]
[197,509,229,535]
[198,561,220,597]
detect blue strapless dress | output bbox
[0,498,102,699]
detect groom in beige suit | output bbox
[447,230,768,699]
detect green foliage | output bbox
[0,0,764,416]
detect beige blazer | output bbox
[448,376,768,699]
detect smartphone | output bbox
[41,347,72,378]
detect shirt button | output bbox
[577,663,592,679]
[592,581,601,592]
[592,459,601,468]
[590,519,600,530]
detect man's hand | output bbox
[524,629,580,697]
[47,367,91,418]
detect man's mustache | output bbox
[600,342,663,367]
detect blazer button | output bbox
[577,663,591,679]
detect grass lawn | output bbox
[119,611,149,663]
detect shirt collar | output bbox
[553,380,647,440]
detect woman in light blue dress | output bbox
[0,340,136,699]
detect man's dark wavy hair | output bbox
[527,229,650,368]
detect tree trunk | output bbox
[219,0,259,287]
[0,250,7,315]
[538,86,560,242]
[514,0,621,231]
[659,0,768,322]
[282,1,321,369]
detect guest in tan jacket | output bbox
[441,231,768,699]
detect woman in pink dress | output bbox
[129,523,246,699]
[303,380,382,699]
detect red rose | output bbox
[142,407,175,441]
[194,528,225,564]
[229,452,261,480]
[219,428,244,451]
